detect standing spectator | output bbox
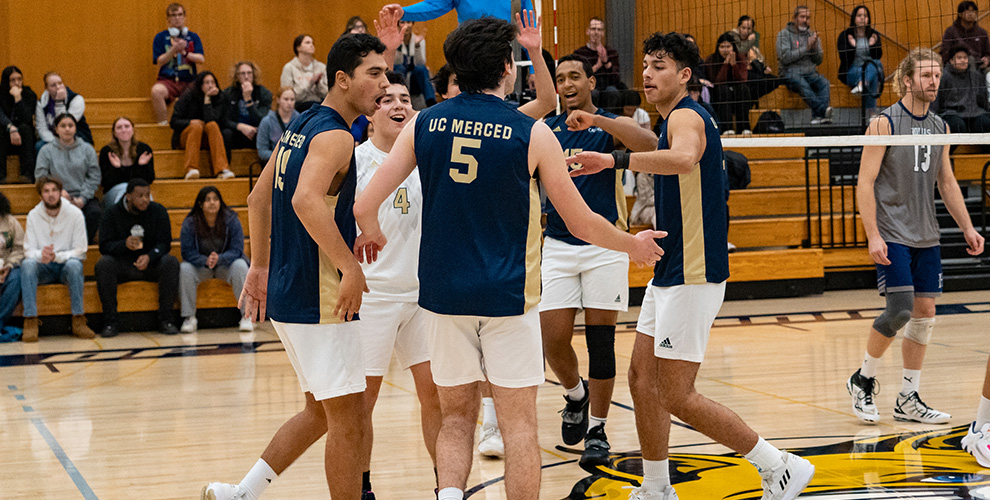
[178,186,250,334]
[734,15,764,64]
[35,113,101,243]
[0,66,38,183]
[343,16,369,35]
[96,178,179,337]
[0,193,23,336]
[777,6,832,124]
[99,117,155,206]
[256,87,299,164]
[572,17,624,91]
[941,1,990,67]
[35,72,93,150]
[394,21,437,107]
[706,32,752,135]
[21,177,92,342]
[223,61,273,151]
[838,5,884,115]
[933,47,990,136]
[150,2,205,124]
[170,71,234,180]
[280,35,328,112]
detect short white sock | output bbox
[239,458,277,500]
[437,487,463,500]
[640,458,670,491]
[744,437,784,474]
[976,396,990,429]
[482,397,497,427]
[860,352,881,379]
[589,416,607,431]
[565,379,586,401]
[900,369,921,395]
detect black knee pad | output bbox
[586,325,616,380]
[872,291,913,337]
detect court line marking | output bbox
[30,417,99,500]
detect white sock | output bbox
[860,352,881,379]
[239,459,277,500]
[901,369,921,395]
[977,396,990,429]
[437,487,463,500]
[589,416,607,431]
[640,458,670,491]
[744,437,785,474]
[482,397,497,427]
[565,379,586,401]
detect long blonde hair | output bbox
[893,48,940,98]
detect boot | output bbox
[22,317,38,342]
[72,315,96,339]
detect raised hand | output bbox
[375,4,407,53]
[239,265,269,323]
[847,34,856,46]
[138,151,153,165]
[515,10,542,53]
[9,85,21,101]
[241,81,253,99]
[567,151,614,177]
[108,152,122,168]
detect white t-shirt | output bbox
[633,107,652,129]
[354,140,422,302]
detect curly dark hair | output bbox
[557,54,594,79]
[432,64,455,98]
[444,17,518,93]
[326,33,386,89]
[0,192,11,218]
[642,32,700,70]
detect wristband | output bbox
[611,150,630,171]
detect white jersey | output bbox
[354,140,421,302]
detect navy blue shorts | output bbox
[876,243,942,297]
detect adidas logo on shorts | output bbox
[659,337,673,349]
[614,294,621,303]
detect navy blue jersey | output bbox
[653,96,730,286]
[414,93,540,317]
[267,105,359,324]
[544,108,628,245]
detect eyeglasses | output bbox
[237,71,254,76]
[168,12,185,17]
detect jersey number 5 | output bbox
[914,144,931,173]
[450,137,482,184]
[274,146,292,191]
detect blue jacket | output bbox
[179,209,246,268]
[400,0,533,23]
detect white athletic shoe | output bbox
[850,82,863,94]
[625,485,678,499]
[238,316,254,332]
[185,169,201,180]
[847,369,879,423]
[478,423,504,458]
[758,452,815,500]
[201,482,245,500]
[217,169,236,179]
[893,391,950,424]
[963,421,990,467]
[180,317,198,333]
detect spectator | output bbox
[150,2,205,123]
[734,15,765,64]
[35,72,93,150]
[683,34,713,103]
[280,34,328,112]
[620,89,652,130]
[432,64,459,100]
[96,178,179,338]
[100,117,155,206]
[395,21,437,107]
[223,61,273,151]
[21,177,92,342]
[838,5,884,115]
[629,172,655,228]
[572,17,624,91]
[0,66,38,183]
[170,71,234,180]
[777,6,832,124]
[257,87,299,164]
[933,47,990,136]
[387,0,533,24]
[941,1,990,67]
[0,193,23,337]
[35,113,101,243]
[178,186,250,333]
[706,32,753,135]
[343,16,369,35]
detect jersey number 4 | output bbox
[449,137,482,184]
[393,187,411,214]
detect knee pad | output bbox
[904,317,935,345]
[586,325,616,380]
[872,291,913,338]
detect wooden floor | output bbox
[2,289,990,499]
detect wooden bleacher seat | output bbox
[628,248,825,287]
[950,153,990,181]
[13,207,249,244]
[5,149,260,184]
[33,280,237,316]
[85,98,158,126]
[3,178,249,213]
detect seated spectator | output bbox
[777,6,831,124]
[96,178,179,337]
[35,113,101,243]
[734,15,765,65]
[150,2,205,123]
[433,64,460,101]
[35,72,93,150]
[933,47,990,137]
[170,71,234,180]
[257,87,299,164]
[0,193,23,336]
[179,186,250,333]
[280,34,328,112]
[838,5,884,115]
[343,16,369,35]
[100,117,155,206]
[683,33,713,103]
[941,1,990,68]
[1,66,38,183]
[395,21,437,107]
[629,172,655,228]
[706,32,753,135]
[620,89,652,130]
[223,61,272,152]
[21,177,92,342]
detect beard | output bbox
[43,198,61,211]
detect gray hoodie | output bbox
[776,21,824,76]
[933,60,990,118]
[35,139,100,201]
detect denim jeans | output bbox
[846,61,883,111]
[0,267,22,327]
[394,64,436,102]
[21,258,85,317]
[783,71,831,117]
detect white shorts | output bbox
[540,237,629,312]
[360,300,431,376]
[272,320,366,400]
[636,281,726,363]
[425,307,545,388]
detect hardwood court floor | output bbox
[2,289,989,499]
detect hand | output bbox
[567,151,614,177]
[847,34,856,46]
[374,4,406,53]
[725,51,736,65]
[239,265,269,323]
[515,10,542,53]
[964,228,985,256]
[334,266,368,322]
[564,109,597,131]
[126,236,143,251]
[108,151,122,168]
[382,3,405,18]
[869,33,878,45]
[628,230,667,266]
[173,38,188,53]
[700,78,713,88]
[41,245,56,264]
[596,44,608,63]
[354,230,388,264]
[765,64,773,74]
[868,237,890,265]
[241,81,253,99]
[206,86,219,97]
[309,72,324,85]
[0,267,9,284]
[134,254,150,271]
[237,123,258,140]
[9,129,20,147]
[9,85,21,101]
[55,87,67,101]
[206,252,219,269]
[982,56,990,69]
[72,197,84,208]
[138,151,153,165]
[61,189,72,200]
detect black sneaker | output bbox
[160,321,179,335]
[578,424,611,473]
[100,323,119,338]
[362,490,376,500]
[559,379,589,446]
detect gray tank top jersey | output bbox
[874,102,946,247]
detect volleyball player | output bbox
[963,357,990,470]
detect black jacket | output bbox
[837,27,883,84]
[98,197,172,265]
[170,90,234,148]
[223,83,273,128]
[99,142,156,193]
[0,85,36,130]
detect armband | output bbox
[611,150,630,171]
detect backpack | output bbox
[725,150,751,190]
[753,110,785,134]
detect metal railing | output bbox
[805,146,864,249]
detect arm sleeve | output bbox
[777,31,806,66]
[7,222,25,267]
[170,94,192,131]
[24,214,41,260]
[139,142,156,184]
[399,0,456,22]
[870,31,883,60]
[248,87,273,125]
[179,218,207,267]
[34,146,51,180]
[190,33,204,56]
[256,117,275,162]
[56,210,88,263]
[0,107,10,130]
[35,99,55,143]
[811,40,824,65]
[68,95,85,122]
[153,32,166,63]
[98,211,128,257]
[217,214,245,267]
[80,145,101,201]
[12,88,36,125]
[146,206,172,265]
[281,63,295,91]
